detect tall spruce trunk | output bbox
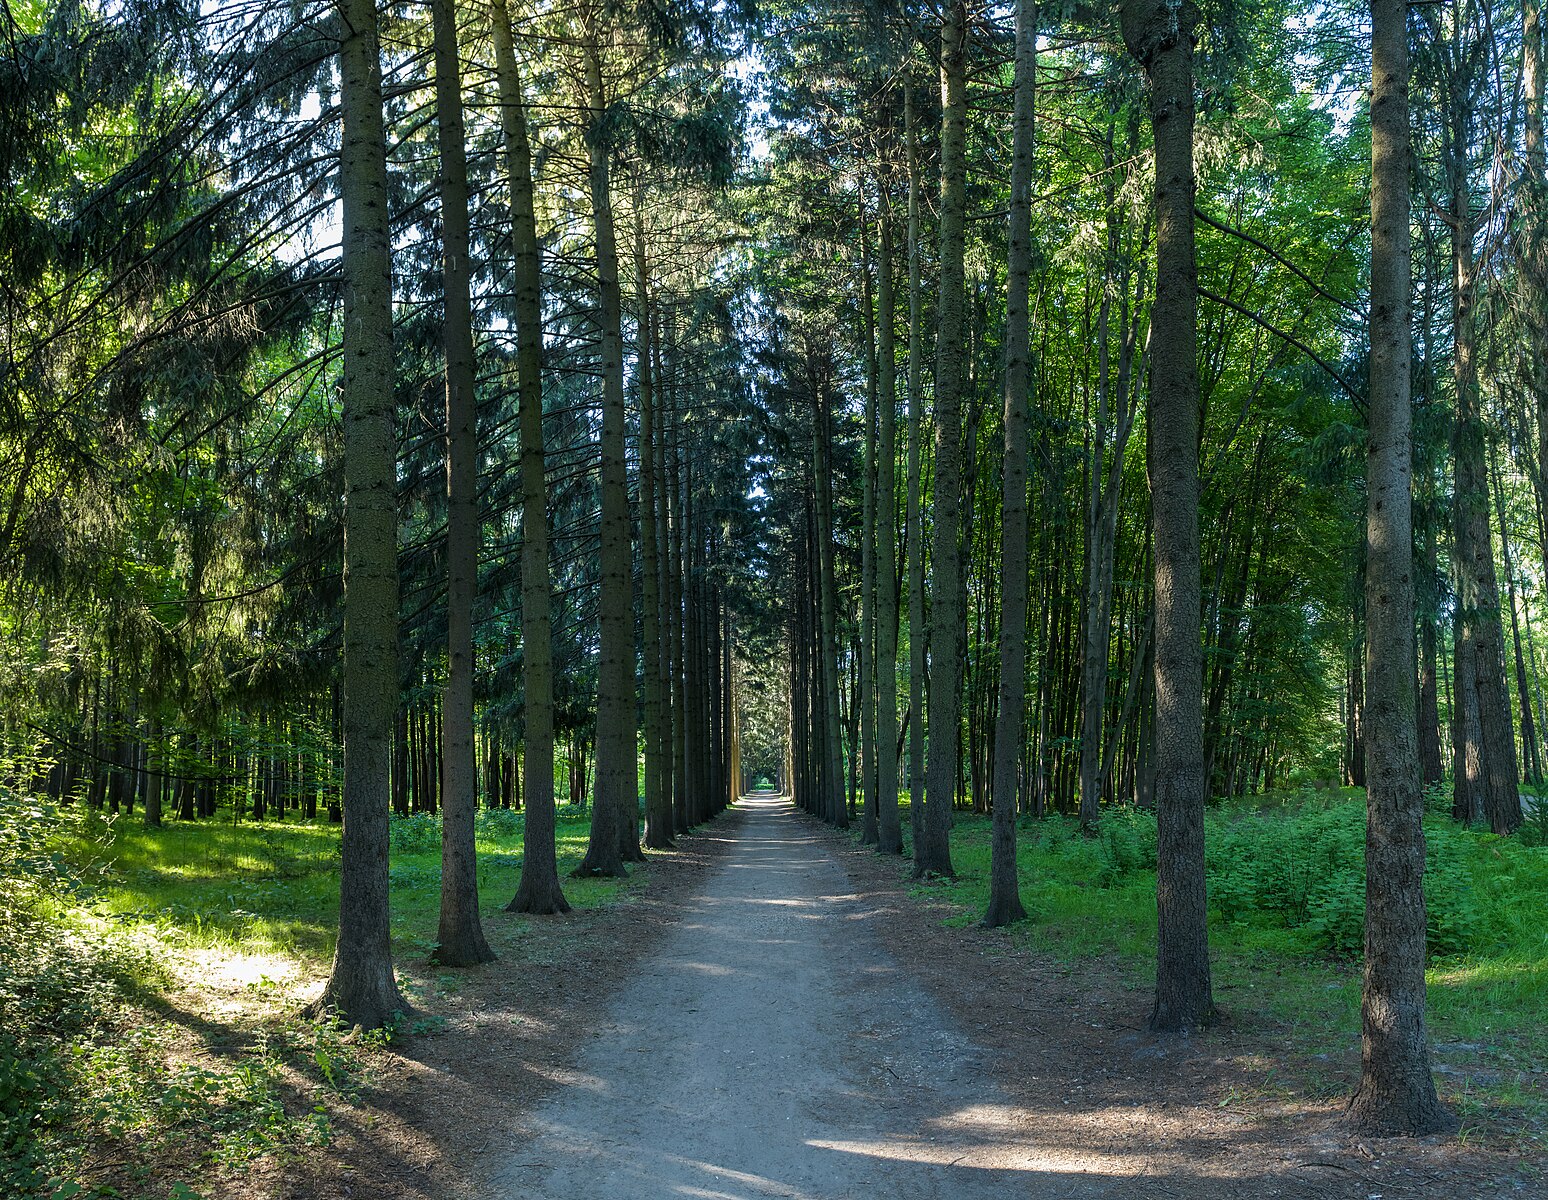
[983,0,1036,927]
[858,189,880,845]
[1448,92,1521,835]
[1348,0,1453,1134]
[875,176,903,855]
[491,0,569,913]
[904,83,928,859]
[576,29,635,875]
[1121,0,1213,1031]
[918,0,969,878]
[432,0,493,965]
[812,360,849,829]
[316,0,409,1028]
[636,185,673,849]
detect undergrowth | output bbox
[5,798,623,1197]
[887,786,1548,1145]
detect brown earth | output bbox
[216,797,1542,1199]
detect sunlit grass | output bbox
[881,791,1548,1141]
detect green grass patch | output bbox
[7,797,630,1197]
[883,788,1548,1143]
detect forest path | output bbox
[488,794,1096,1200]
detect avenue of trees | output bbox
[6,0,1548,1141]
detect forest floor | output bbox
[231,794,1545,1200]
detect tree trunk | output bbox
[875,169,904,856]
[858,185,880,845]
[315,0,409,1028]
[491,0,570,912]
[984,0,1036,928]
[1348,0,1453,1134]
[432,0,494,967]
[636,179,673,850]
[1121,0,1213,1031]
[1449,88,1522,835]
[918,0,968,878]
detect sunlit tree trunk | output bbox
[316,0,408,1028]
[1348,0,1453,1135]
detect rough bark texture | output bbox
[1348,0,1454,1135]
[576,31,633,877]
[1121,0,1213,1032]
[1448,90,1521,835]
[317,0,409,1029]
[813,362,849,830]
[432,0,494,967]
[918,0,968,879]
[858,189,880,846]
[904,83,928,861]
[491,0,569,914]
[875,179,903,857]
[636,187,673,851]
[983,0,1035,929]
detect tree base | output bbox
[307,966,411,1032]
[431,937,497,968]
[571,858,628,879]
[507,872,573,915]
[1347,1075,1458,1137]
[981,894,1027,928]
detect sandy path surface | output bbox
[487,794,1106,1200]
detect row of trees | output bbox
[765,0,1545,1137]
[8,0,1548,1144]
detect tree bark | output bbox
[875,171,903,856]
[491,0,570,913]
[918,0,969,878]
[904,82,928,860]
[575,27,634,876]
[1121,0,1213,1031]
[316,0,409,1028]
[983,0,1036,928]
[431,0,494,968]
[636,180,673,850]
[1448,89,1522,835]
[1348,0,1454,1135]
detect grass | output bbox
[9,800,635,1200]
[881,788,1548,1147]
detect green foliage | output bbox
[907,791,1548,1137]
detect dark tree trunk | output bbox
[1122,0,1213,1032]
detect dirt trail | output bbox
[486,795,1135,1199]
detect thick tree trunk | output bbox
[918,0,969,878]
[1348,0,1453,1135]
[432,0,494,968]
[983,0,1036,928]
[315,0,409,1028]
[1121,0,1213,1031]
[492,0,570,913]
